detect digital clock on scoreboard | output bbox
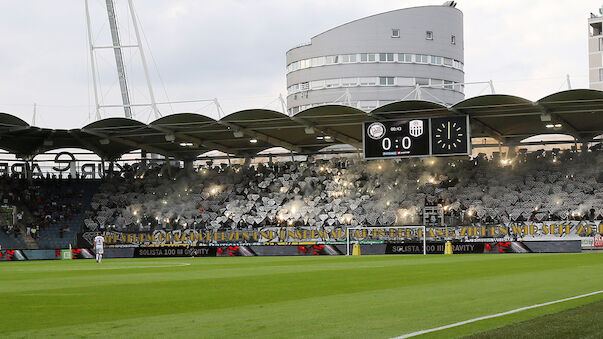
[363,116,470,160]
[431,116,470,156]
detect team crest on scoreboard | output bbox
[367,122,386,140]
[409,120,424,137]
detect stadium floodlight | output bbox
[304,127,315,134]
[346,225,427,256]
[165,134,176,142]
[233,131,244,138]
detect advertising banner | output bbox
[384,241,581,254]
[78,221,603,248]
[134,246,217,258]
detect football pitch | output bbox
[1,253,602,338]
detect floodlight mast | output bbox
[105,0,133,118]
[84,0,161,120]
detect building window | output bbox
[300,82,309,91]
[300,59,311,69]
[443,58,453,66]
[590,22,602,36]
[451,35,456,45]
[415,78,429,86]
[379,53,394,62]
[361,53,376,62]
[341,54,356,63]
[391,29,400,38]
[342,78,358,87]
[415,54,428,63]
[431,79,443,87]
[359,77,377,86]
[599,38,603,51]
[599,68,603,81]
[325,79,340,88]
[379,77,394,86]
[325,55,338,64]
[311,57,325,67]
[426,31,433,40]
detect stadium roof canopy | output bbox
[0,89,602,160]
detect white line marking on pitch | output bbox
[392,290,603,339]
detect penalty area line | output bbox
[392,289,603,339]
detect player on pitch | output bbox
[94,232,104,263]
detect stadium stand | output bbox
[82,148,603,234]
[0,176,100,249]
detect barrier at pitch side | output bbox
[0,248,94,261]
[0,239,585,260]
[105,241,581,257]
[384,240,581,254]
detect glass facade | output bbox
[287,76,464,95]
[287,52,464,73]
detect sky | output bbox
[0,0,600,128]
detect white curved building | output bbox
[286,3,464,114]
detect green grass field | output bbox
[1,253,602,338]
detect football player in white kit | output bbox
[94,232,104,263]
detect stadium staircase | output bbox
[18,226,39,249]
[10,206,39,249]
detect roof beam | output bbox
[218,121,304,153]
[68,131,112,160]
[22,129,52,158]
[451,108,505,143]
[81,128,176,158]
[148,125,237,155]
[534,102,581,137]
[289,116,361,149]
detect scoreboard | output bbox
[363,116,470,160]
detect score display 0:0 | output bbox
[382,136,412,150]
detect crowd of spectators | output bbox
[0,175,87,241]
[83,148,603,233]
